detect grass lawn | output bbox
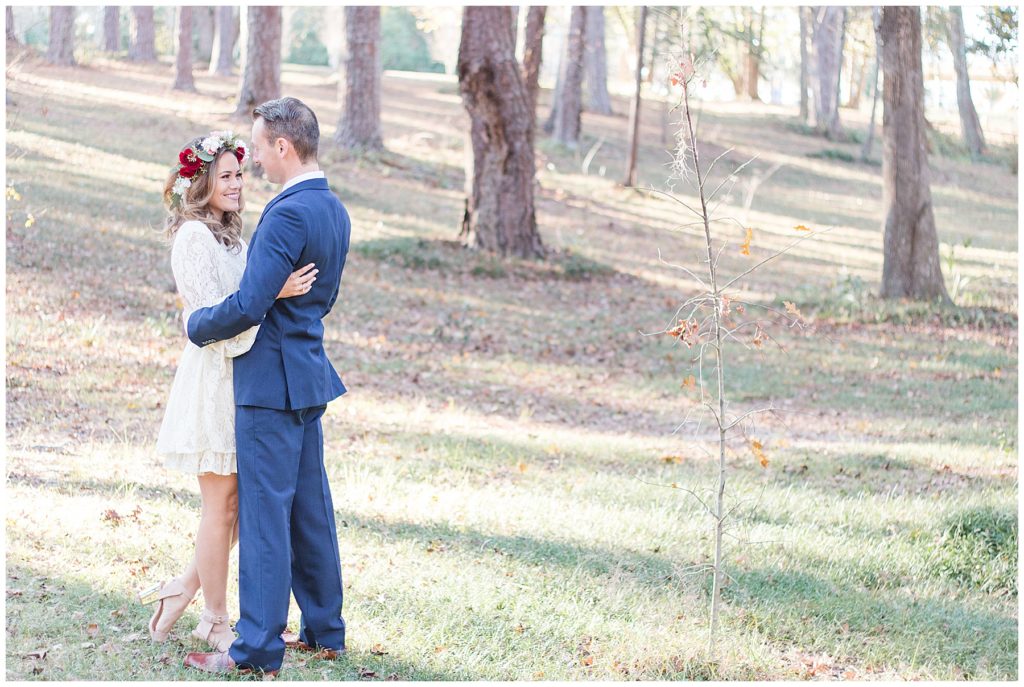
[5,51,1018,680]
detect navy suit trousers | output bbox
[228,404,346,671]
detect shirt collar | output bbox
[281,170,326,192]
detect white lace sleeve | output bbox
[216,324,258,358]
[172,223,259,355]
[171,223,227,311]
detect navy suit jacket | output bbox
[187,177,350,410]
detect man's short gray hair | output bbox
[252,96,320,163]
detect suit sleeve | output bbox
[187,206,306,347]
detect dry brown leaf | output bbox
[740,227,753,255]
[794,224,811,231]
[370,644,388,656]
[86,623,99,638]
[750,440,769,468]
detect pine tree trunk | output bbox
[457,6,543,259]
[234,6,281,117]
[194,6,214,63]
[623,5,647,187]
[510,6,519,53]
[743,7,763,101]
[209,6,237,76]
[811,6,845,139]
[745,52,760,101]
[551,6,586,148]
[46,7,75,66]
[543,8,567,134]
[173,7,195,91]
[947,6,985,158]
[583,6,612,115]
[799,6,809,122]
[880,6,949,303]
[102,7,118,51]
[7,6,18,43]
[128,6,156,62]
[848,50,866,109]
[522,6,547,139]
[335,6,382,150]
[860,7,882,162]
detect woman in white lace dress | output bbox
[140,132,317,652]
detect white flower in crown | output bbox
[172,176,192,197]
[200,136,221,155]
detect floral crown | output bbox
[170,130,249,207]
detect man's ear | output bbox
[275,137,289,157]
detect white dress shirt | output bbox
[281,170,326,192]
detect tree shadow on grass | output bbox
[5,561,462,681]
[726,565,1017,679]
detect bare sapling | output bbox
[635,20,831,659]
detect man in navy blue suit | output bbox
[184,97,349,676]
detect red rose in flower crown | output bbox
[233,146,246,163]
[178,148,203,179]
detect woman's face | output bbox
[207,152,243,218]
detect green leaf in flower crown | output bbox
[196,150,215,162]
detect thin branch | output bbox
[724,403,776,431]
[636,185,704,220]
[656,247,711,290]
[635,477,715,519]
[721,227,834,292]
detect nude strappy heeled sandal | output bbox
[192,608,235,652]
[139,578,192,643]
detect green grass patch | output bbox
[931,507,1018,596]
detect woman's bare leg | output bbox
[193,472,239,617]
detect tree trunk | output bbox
[194,6,214,63]
[550,6,586,148]
[209,6,237,76]
[645,8,662,86]
[128,6,156,62]
[457,6,543,259]
[234,6,281,117]
[583,6,613,115]
[522,6,547,140]
[7,6,17,43]
[743,7,764,101]
[860,6,882,162]
[336,6,382,150]
[947,6,985,158]
[46,7,75,66]
[173,7,195,91]
[101,7,118,51]
[543,23,565,134]
[623,5,647,187]
[811,6,845,139]
[510,6,518,53]
[880,6,949,303]
[799,6,810,122]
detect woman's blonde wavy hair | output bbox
[163,137,245,251]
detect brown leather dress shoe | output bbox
[281,631,344,659]
[183,650,236,674]
[183,650,281,677]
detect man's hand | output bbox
[278,263,318,299]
